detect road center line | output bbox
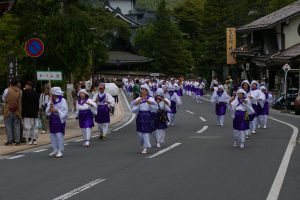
[196,126,208,134]
[266,117,299,200]
[199,117,206,122]
[6,155,25,160]
[185,110,195,114]
[33,149,48,153]
[148,143,181,159]
[74,139,84,142]
[52,179,106,200]
[113,90,136,132]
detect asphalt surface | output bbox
[0,94,299,200]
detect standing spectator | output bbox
[22,81,39,145]
[132,79,140,99]
[2,78,22,145]
[39,84,50,134]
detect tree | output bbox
[134,0,193,74]
[268,0,298,12]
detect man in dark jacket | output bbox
[22,81,39,145]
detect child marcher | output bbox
[211,85,230,126]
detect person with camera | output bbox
[153,88,171,148]
[39,84,50,134]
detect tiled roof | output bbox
[237,0,300,32]
[272,43,300,60]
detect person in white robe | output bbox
[166,86,182,126]
[257,86,273,129]
[211,85,230,126]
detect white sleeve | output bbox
[2,89,8,102]
[211,92,217,103]
[164,98,171,112]
[106,93,115,107]
[130,98,141,114]
[58,99,68,123]
[175,94,182,107]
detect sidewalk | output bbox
[0,91,127,156]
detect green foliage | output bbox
[134,0,193,75]
[136,0,183,10]
[268,0,298,12]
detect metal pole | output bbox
[284,71,288,111]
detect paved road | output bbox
[0,95,299,200]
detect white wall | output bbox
[284,15,300,49]
[110,0,133,15]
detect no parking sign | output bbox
[25,38,44,58]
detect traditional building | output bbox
[234,0,300,91]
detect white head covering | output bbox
[237,88,247,96]
[77,89,89,96]
[260,86,266,91]
[155,88,165,97]
[167,86,175,91]
[251,80,260,89]
[140,84,151,94]
[218,85,224,90]
[241,80,250,87]
[51,87,64,96]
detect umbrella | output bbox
[105,83,119,96]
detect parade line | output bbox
[53,179,106,200]
[147,143,182,159]
[266,117,299,200]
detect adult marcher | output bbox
[230,89,254,149]
[2,78,22,145]
[257,86,273,129]
[166,86,182,126]
[76,89,97,147]
[93,83,115,141]
[153,88,171,148]
[131,84,157,154]
[211,85,230,126]
[46,87,68,158]
[22,81,39,145]
[39,84,50,134]
[241,80,251,138]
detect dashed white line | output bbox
[148,143,181,159]
[185,110,195,114]
[52,179,106,200]
[64,144,68,146]
[33,149,48,153]
[91,135,99,138]
[266,117,299,200]
[196,126,209,134]
[199,117,206,122]
[75,139,84,142]
[6,155,25,160]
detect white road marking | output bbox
[52,179,106,200]
[6,155,25,160]
[33,149,48,153]
[199,117,206,122]
[185,110,195,114]
[266,117,299,200]
[113,90,136,132]
[148,143,181,159]
[201,97,211,102]
[189,136,222,139]
[64,144,68,146]
[91,135,99,138]
[74,139,84,142]
[196,126,208,134]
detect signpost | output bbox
[25,38,44,58]
[282,63,291,112]
[37,71,63,81]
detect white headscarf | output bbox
[51,87,64,96]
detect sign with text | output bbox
[150,73,160,77]
[37,71,62,81]
[7,54,18,85]
[226,27,236,65]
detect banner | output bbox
[226,27,236,65]
[7,54,18,85]
[37,71,63,81]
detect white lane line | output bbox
[75,139,84,142]
[91,135,99,138]
[201,97,211,102]
[148,143,181,159]
[113,90,136,132]
[199,117,206,122]
[64,144,68,146]
[52,178,106,200]
[6,155,25,160]
[33,149,48,153]
[196,126,208,134]
[185,110,195,114]
[266,117,299,200]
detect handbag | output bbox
[158,103,169,123]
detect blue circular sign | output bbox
[25,38,44,57]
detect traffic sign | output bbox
[25,38,44,58]
[282,63,291,73]
[37,71,62,81]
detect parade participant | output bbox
[76,89,97,147]
[22,81,39,145]
[241,80,251,138]
[230,89,254,149]
[211,85,230,126]
[166,86,182,126]
[46,87,68,158]
[39,84,50,134]
[248,80,265,134]
[131,84,157,154]
[257,86,273,129]
[93,83,115,141]
[153,88,171,148]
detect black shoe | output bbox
[4,141,13,146]
[15,142,21,146]
[99,135,103,140]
